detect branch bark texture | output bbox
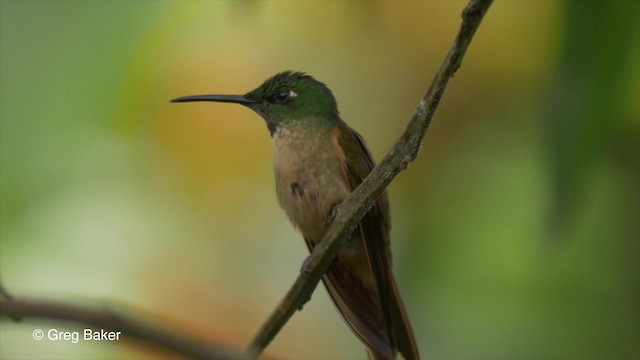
[246,0,494,357]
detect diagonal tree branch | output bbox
[0,293,243,360]
[245,0,494,357]
[1,1,493,359]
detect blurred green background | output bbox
[1,1,638,359]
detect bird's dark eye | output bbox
[274,90,291,103]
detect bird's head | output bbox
[171,71,340,135]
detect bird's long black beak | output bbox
[170,94,255,105]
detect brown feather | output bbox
[271,122,418,359]
[328,126,420,360]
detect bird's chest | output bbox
[273,128,350,241]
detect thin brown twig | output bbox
[245,0,495,357]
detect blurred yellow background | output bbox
[1,1,638,359]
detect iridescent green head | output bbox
[171,71,340,135]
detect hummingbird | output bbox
[171,71,419,360]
